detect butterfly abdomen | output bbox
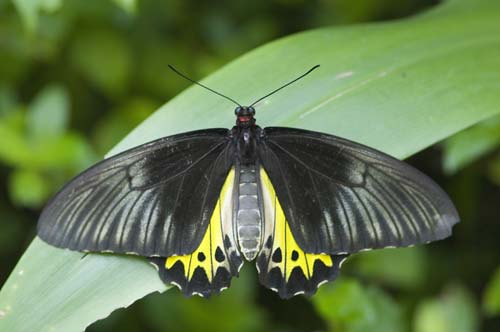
[235,164,263,261]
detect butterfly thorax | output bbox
[232,124,261,165]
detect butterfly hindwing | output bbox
[259,127,459,255]
[150,168,243,297]
[257,168,348,298]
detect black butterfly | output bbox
[37,65,459,299]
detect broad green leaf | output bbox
[2,0,500,331]
[414,284,479,332]
[0,238,166,330]
[483,267,500,316]
[110,0,500,159]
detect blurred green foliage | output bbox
[443,115,500,175]
[0,0,499,331]
[414,285,478,332]
[484,267,500,316]
[0,83,96,207]
[141,265,266,332]
[312,278,405,332]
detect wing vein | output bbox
[118,190,145,250]
[373,170,421,242]
[308,168,333,252]
[352,187,380,248]
[366,173,405,245]
[267,140,348,185]
[74,173,128,247]
[94,185,130,249]
[165,172,186,253]
[143,187,161,254]
[336,186,354,251]
[128,141,227,189]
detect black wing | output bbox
[38,129,234,257]
[259,127,459,254]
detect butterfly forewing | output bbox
[37,129,234,257]
[259,127,459,255]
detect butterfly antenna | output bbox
[168,65,242,107]
[249,65,320,107]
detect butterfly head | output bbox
[235,106,256,127]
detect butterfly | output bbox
[37,65,459,299]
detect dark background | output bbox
[1,0,499,331]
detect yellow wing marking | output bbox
[260,168,332,281]
[165,168,235,282]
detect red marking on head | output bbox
[238,116,251,122]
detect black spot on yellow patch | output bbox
[198,252,206,262]
[215,247,225,262]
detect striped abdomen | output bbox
[235,165,262,261]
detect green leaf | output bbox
[69,29,132,97]
[2,1,500,331]
[0,109,95,171]
[0,238,167,331]
[483,267,500,316]
[414,284,479,332]
[312,278,405,332]
[92,97,158,155]
[109,0,500,159]
[12,0,63,32]
[352,247,427,290]
[8,169,50,208]
[0,85,18,116]
[111,0,136,14]
[0,109,32,166]
[26,133,96,171]
[27,84,69,140]
[140,265,265,332]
